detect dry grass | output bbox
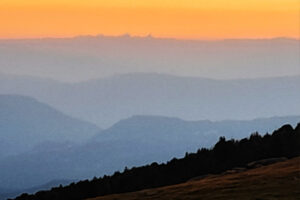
[87,157,300,200]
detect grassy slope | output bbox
[88,157,300,200]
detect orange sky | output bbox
[0,0,299,39]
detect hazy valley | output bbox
[0,36,299,200]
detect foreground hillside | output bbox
[3,115,299,192]
[12,123,300,200]
[88,156,300,200]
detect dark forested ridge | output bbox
[2,115,299,193]
[12,123,300,200]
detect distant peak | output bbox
[121,115,183,123]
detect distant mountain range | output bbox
[1,114,299,195]
[1,72,299,198]
[0,95,100,156]
[1,73,299,127]
[1,36,299,200]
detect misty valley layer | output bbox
[0,36,299,200]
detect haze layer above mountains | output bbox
[0,36,299,82]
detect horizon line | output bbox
[0,34,299,41]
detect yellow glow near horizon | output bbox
[2,0,299,10]
[0,0,299,39]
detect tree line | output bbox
[12,123,300,200]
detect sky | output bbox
[0,0,299,39]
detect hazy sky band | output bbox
[0,0,299,39]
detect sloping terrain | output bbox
[2,116,299,190]
[0,94,100,156]
[0,180,74,200]
[11,123,300,200]
[92,115,300,158]
[88,157,300,200]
